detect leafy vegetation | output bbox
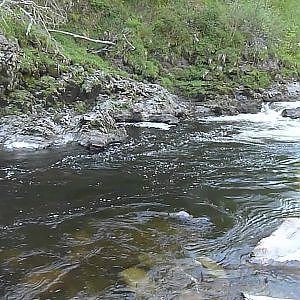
[1,0,299,99]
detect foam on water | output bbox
[3,140,47,151]
[251,218,300,265]
[204,101,300,143]
[132,122,175,130]
[243,293,293,300]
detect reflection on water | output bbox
[1,102,300,299]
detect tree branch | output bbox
[123,33,135,50]
[48,29,115,45]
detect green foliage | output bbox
[239,69,272,89]
[1,0,299,101]
[54,35,111,71]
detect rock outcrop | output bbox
[0,109,126,151]
[84,71,189,124]
[262,81,300,102]
[0,34,19,96]
[0,70,189,151]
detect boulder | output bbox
[263,81,300,102]
[281,107,300,119]
[194,105,214,117]
[76,111,126,150]
[148,114,179,125]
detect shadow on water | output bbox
[1,105,300,299]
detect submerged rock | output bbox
[120,267,149,288]
[250,218,300,266]
[123,253,230,299]
[281,107,300,119]
[195,256,227,278]
[121,258,202,298]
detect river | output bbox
[1,102,300,299]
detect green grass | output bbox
[1,0,299,100]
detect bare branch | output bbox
[48,29,115,45]
[123,33,135,50]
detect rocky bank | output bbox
[0,34,299,151]
[0,68,190,150]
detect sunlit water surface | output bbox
[1,102,300,299]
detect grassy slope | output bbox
[1,0,299,101]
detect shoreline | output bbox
[0,69,299,152]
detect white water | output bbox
[132,121,175,130]
[251,218,300,265]
[243,294,293,300]
[204,101,300,143]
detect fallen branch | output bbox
[48,29,115,45]
[123,33,135,50]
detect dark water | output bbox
[1,104,300,299]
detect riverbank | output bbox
[0,0,299,150]
[0,48,299,150]
[0,33,299,151]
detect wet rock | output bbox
[0,114,58,150]
[203,93,262,116]
[194,105,214,117]
[3,137,53,150]
[202,81,300,117]
[76,111,126,150]
[287,82,300,99]
[281,107,300,119]
[171,211,192,220]
[148,114,179,125]
[91,73,189,123]
[250,218,300,266]
[0,108,126,151]
[0,66,190,150]
[133,122,175,130]
[263,81,300,102]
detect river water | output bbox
[0,102,300,299]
